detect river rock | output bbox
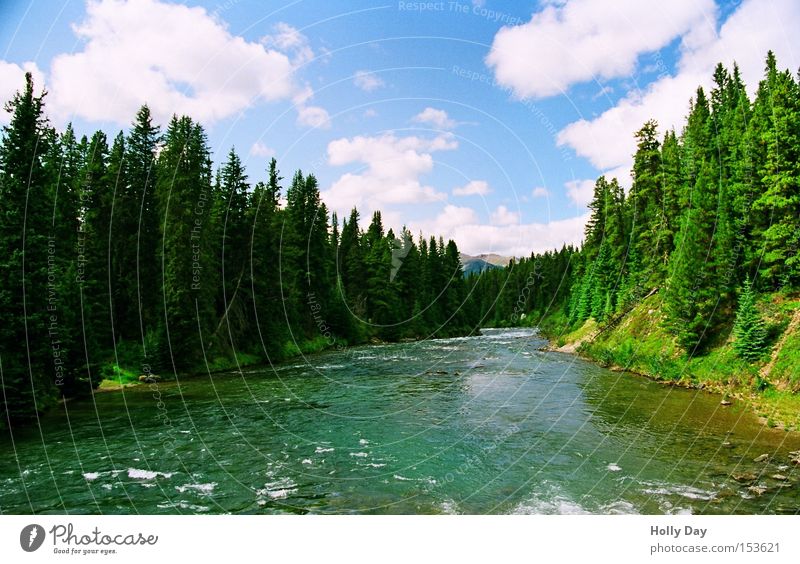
[720,399,732,406]
[720,441,734,448]
[771,474,789,481]
[753,454,770,463]
[138,374,161,383]
[747,485,768,496]
[731,472,757,483]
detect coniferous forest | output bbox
[0,74,477,430]
[1,51,799,431]
[468,52,800,398]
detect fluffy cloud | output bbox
[556,0,800,182]
[453,180,491,196]
[0,60,45,125]
[412,107,456,130]
[262,22,314,66]
[353,70,385,92]
[412,205,588,256]
[249,141,275,158]
[531,187,549,198]
[490,205,520,226]
[322,132,456,215]
[46,0,322,127]
[564,178,595,207]
[297,105,331,129]
[486,0,715,99]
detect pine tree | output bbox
[249,158,286,357]
[0,73,58,424]
[752,53,800,287]
[629,120,664,284]
[214,148,251,349]
[126,105,161,343]
[155,116,214,371]
[732,279,767,361]
[80,131,115,377]
[663,89,722,352]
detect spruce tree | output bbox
[0,73,58,423]
[126,105,161,342]
[155,116,214,371]
[732,279,767,361]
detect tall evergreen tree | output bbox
[732,279,768,361]
[751,53,800,287]
[0,73,59,424]
[126,105,161,343]
[155,116,214,371]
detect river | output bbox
[1,328,798,514]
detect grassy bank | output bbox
[542,291,800,431]
[96,335,341,391]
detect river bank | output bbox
[540,291,800,432]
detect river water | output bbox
[1,328,798,514]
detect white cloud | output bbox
[429,205,480,232]
[453,180,491,196]
[322,132,456,216]
[532,186,549,198]
[297,105,331,129]
[412,205,588,256]
[486,0,716,99]
[0,60,45,125]
[556,0,800,181]
[412,107,456,130]
[363,108,378,118]
[565,178,595,207]
[603,165,633,189]
[46,0,324,127]
[353,70,385,92]
[490,205,520,226]
[262,22,314,66]
[249,141,275,158]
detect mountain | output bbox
[460,253,513,275]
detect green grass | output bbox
[97,363,140,390]
[556,292,800,430]
[202,350,263,373]
[770,325,800,390]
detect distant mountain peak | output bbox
[460,253,513,275]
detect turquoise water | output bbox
[1,328,798,514]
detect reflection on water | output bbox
[1,329,798,514]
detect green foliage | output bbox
[732,280,768,361]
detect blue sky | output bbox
[1,0,797,255]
